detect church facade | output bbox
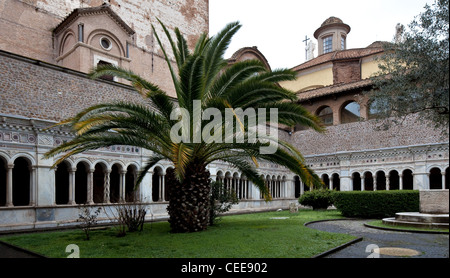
[0,1,448,232]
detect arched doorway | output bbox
[152,167,163,202]
[402,169,414,190]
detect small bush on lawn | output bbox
[332,190,419,218]
[299,189,334,210]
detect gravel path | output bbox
[307,219,449,258]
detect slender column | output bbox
[373,175,377,191]
[6,164,13,207]
[361,177,365,191]
[329,178,333,190]
[87,168,94,204]
[442,173,446,190]
[120,170,127,202]
[399,174,403,190]
[386,175,390,191]
[29,166,36,206]
[69,168,76,204]
[104,169,111,203]
[161,174,165,201]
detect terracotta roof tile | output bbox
[297,78,373,101]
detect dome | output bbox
[321,17,344,27]
[314,16,351,39]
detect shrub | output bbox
[298,189,334,210]
[332,190,419,218]
[209,180,239,226]
[77,205,102,240]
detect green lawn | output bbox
[0,210,356,258]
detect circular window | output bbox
[100,37,112,50]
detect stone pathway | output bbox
[307,219,449,258]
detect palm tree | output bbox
[44,20,325,233]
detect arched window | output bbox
[341,101,360,124]
[75,162,88,204]
[321,174,330,188]
[55,161,70,205]
[316,106,333,126]
[12,157,31,206]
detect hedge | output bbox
[332,190,419,218]
[298,189,333,210]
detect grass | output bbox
[0,210,356,258]
[366,220,449,233]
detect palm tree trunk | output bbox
[166,163,211,233]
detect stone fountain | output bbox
[382,190,449,229]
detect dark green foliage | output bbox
[209,180,239,226]
[369,0,449,135]
[332,190,419,218]
[298,189,334,210]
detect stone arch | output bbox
[331,173,340,191]
[388,170,400,190]
[429,167,442,190]
[55,160,70,205]
[110,163,123,203]
[352,172,361,191]
[125,164,138,202]
[12,156,32,206]
[59,29,77,56]
[340,100,361,124]
[93,162,107,203]
[321,173,330,188]
[375,170,386,190]
[152,166,164,202]
[315,106,333,126]
[363,171,374,191]
[87,29,126,57]
[75,161,89,204]
[402,169,414,190]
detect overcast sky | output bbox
[209,0,434,69]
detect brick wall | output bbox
[0,51,147,122]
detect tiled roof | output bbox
[291,43,384,72]
[296,78,373,101]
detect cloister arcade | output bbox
[1,152,449,207]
